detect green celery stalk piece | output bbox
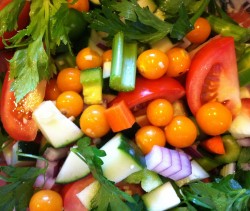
[109,32,124,90]
[109,32,137,92]
[80,67,103,105]
[238,47,250,86]
[120,41,137,91]
[207,15,250,43]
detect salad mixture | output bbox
[1,0,250,210]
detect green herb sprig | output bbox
[72,136,135,211]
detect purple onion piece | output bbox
[237,138,250,147]
[43,147,69,161]
[160,149,182,177]
[152,147,172,172]
[145,145,163,170]
[168,152,192,181]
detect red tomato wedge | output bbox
[1,69,46,141]
[62,175,95,211]
[108,76,185,110]
[228,7,250,28]
[186,36,241,117]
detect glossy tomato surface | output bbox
[109,76,185,110]
[0,70,46,141]
[0,0,30,49]
[62,174,95,211]
[186,36,241,117]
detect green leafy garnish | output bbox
[181,175,250,210]
[0,0,26,36]
[0,0,72,102]
[84,0,209,43]
[71,136,135,211]
[0,166,46,211]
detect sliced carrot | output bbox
[104,100,135,132]
[200,135,225,155]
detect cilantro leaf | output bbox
[0,166,45,211]
[181,175,250,211]
[72,136,135,211]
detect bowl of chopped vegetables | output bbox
[0,0,250,210]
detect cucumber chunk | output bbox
[56,133,145,184]
[56,150,90,184]
[142,182,181,211]
[32,101,83,148]
[100,133,145,183]
[76,181,100,210]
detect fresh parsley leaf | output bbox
[0,0,26,36]
[85,0,172,43]
[0,0,71,102]
[170,4,193,40]
[72,136,135,211]
[0,166,45,211]
[125,194,147,211]
[181,175,250,211]
[85,0,209,43]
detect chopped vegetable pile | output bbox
[0,0,250,211]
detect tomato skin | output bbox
[0,50,13,72]
[186,36,241,117]
[45,78,62,101]
[228,7,250,28]
[137,49,169,79]
[56,67,82,93]
[29,189,63,211]
[1,70,46,141]
[80,105,110,138]
[146,98,174,127]
[135,125,166,154]
[62,174,95,211]
[186,17,211,44]
[166,47,191,77]
[0,0,30,50]
[164,115,197,148]
[109,76,185,110]
[196,101,232,136]
[76,47,103,70]
[56,91,84,118]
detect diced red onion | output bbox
[168,151,192,181]
[34,175,56,190]
[237,138,250,147]
[160,149,182,178]
[152,147,172,172]
[241,163,250,171]
[145,145,163,170]
[43,147,69,161]
[34,174,46,188]
[36,159,47,169]
[182,144,203,159]
[43,177,56,190]
[96,42,109,51]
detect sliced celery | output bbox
[109,32,137,92]
[238,47,250,86]
[207,15,250,43]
